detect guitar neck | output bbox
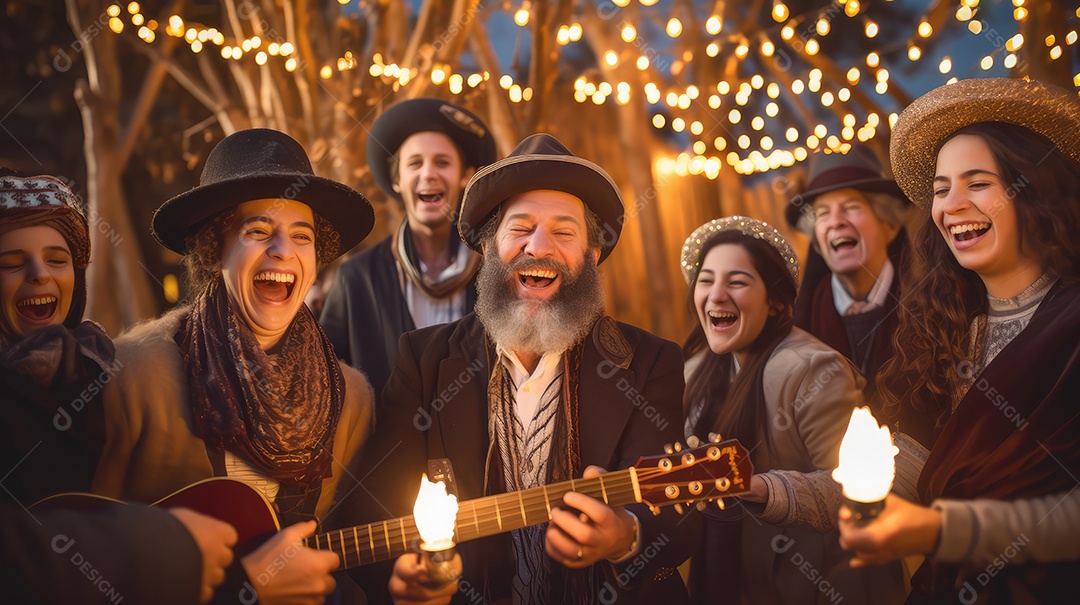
[307,469,640,570]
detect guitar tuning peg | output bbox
[716,498,726,511]
[649,504,661,516]
[674,503,685,515]
[673,442,683,452]
[663,443,674,455]
[708,432,723,443]
[686,435,701,448]
[696,501,707,511]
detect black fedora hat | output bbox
[785,144,908,230]
[152,128,374,258]
[366,98,497,199]
[458,133,623,263]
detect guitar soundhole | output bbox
[706,446,721,460]
[715,477,731,491]
[664,485,680,499]
[688,481,703,495]
[682,452,696,466]
[658,458,673,471]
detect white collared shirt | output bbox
[832,259,894,315]
[404,253,470,329]
[496,347,564,428]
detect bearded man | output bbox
[334,134,698,605]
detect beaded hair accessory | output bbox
[680,215,800,287]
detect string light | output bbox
[652,114,666,128]
[1006,33,1024,51]
[514,8,529,26]
[806,39,820,55]
[980,55,993,70]
[908,45,922,61]
[621,25,636,43]
[772,2,789,22]
[939,56,952,73]
[917,21,932,37]
[706,15,723,34]
[867,51,880,67]
[865,20,878,38]
[666,18,682,37]
[816,19,830,36]
[636,56,649,70]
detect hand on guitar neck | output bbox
[546,465,638,568]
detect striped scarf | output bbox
[487,342,601,604]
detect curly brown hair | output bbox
[180,208,341,299]
[877,122,1080,442]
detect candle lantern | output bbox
[412,474,461,587]
[832,407,898,524]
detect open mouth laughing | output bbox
[949,222,992,242]
[829,236,858,252]
[707,310,737,329]
[16,295,58,321]
[415,190,446,205]
[517,267,559,290]
[252,271,296,303]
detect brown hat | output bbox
[153,129,373,258]
[891,77,1080,208]
[786,144,908,230]
[458,133,623,263]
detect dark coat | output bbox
[793,234,908,407]
[320,236,478,396]
[3,500,202,605]
[334,313,700,604]
[911,279,1080,604]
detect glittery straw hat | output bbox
[680,216,799,287]
[891,77,1080,208]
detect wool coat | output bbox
[92,308,374,522]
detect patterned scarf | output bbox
[177,278,344,490]
[487,340,601,605]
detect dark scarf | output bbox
[486,338,602,605]
[391,219,480,299]
[909,279,1080,604]
[177,278,344,490]
[0,321,114,502]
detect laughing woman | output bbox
[680,217,898,604]
[839,79,1080,603]
[92,129,376,604]
[0,171,110,505]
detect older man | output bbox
[321,98,496,396]
[335,134,697,605]
[787,144,911,402]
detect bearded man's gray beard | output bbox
[475,245,605,356]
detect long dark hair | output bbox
[683,231,798,462]
[877,122,1080,443]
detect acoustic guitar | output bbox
[38,438,751,568]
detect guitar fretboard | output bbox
[306,469,639,569]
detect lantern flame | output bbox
[413,474,458,550]
[832,407,898,503]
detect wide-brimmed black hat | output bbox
[458,133,624,263]
[786,144,908,230]
[366,98,496,199]
[152,128,373,258]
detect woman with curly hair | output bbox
[92,129,377,605]
[839,78,1080,603]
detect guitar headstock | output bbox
[632,435,754,515]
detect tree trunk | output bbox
[68,0,158,334]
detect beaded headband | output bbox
[680,216,800,287]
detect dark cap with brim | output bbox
[152,128,373,258]
[457,133,623,263]
[366,98,496,199]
